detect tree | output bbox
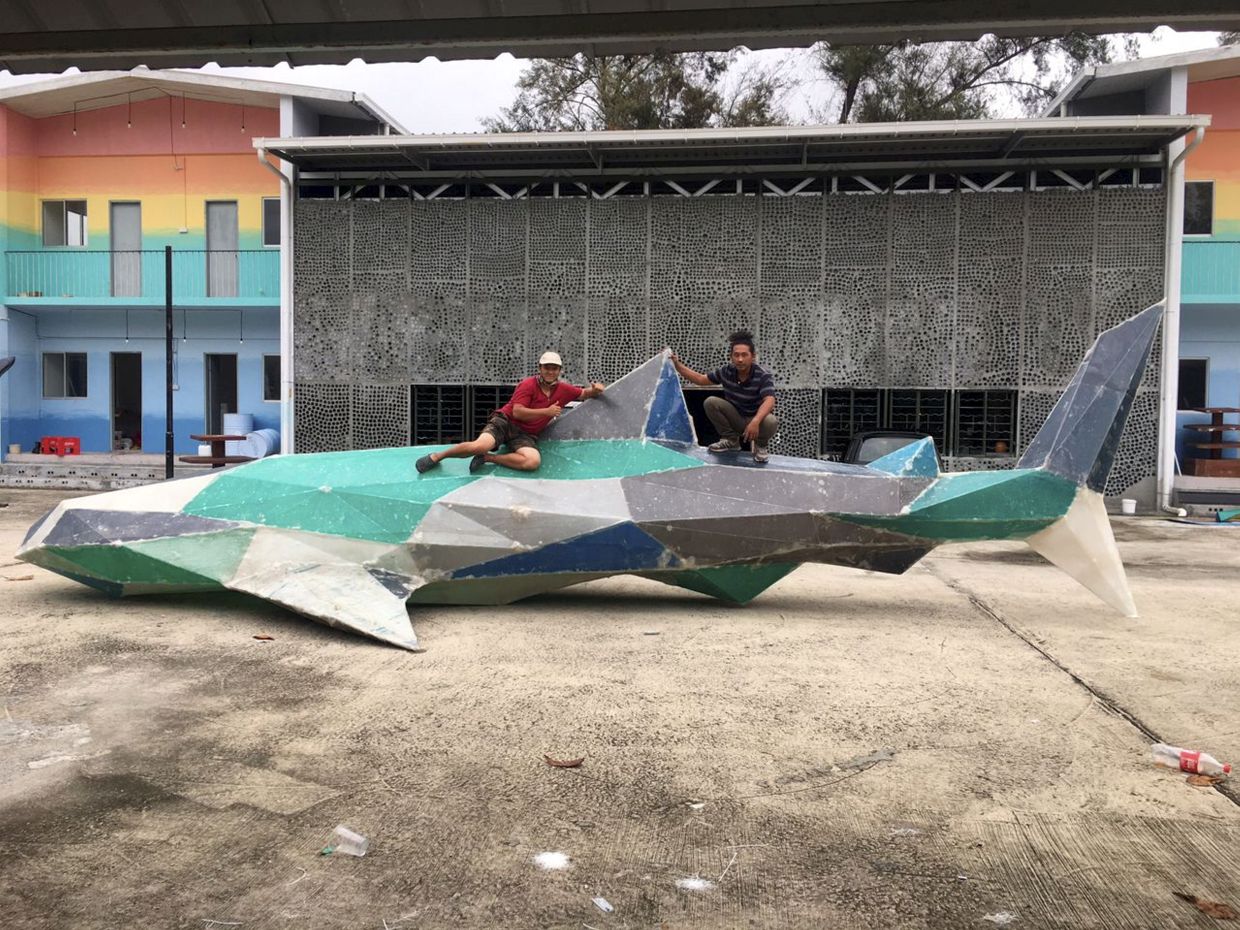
[483,52,788,132]
[1220,31,1240,46]
[815,34,1142,123]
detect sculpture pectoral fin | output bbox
[225,560,423,651]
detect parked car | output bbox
[843,430,939,467]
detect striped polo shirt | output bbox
[707,362,777,417]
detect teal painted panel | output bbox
[183,441,703,543]
[837,469,1077,542]
[5,248,278,302]
[1183,240,1240,303]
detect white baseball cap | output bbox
[538,351,563,367]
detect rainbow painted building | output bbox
[0,70,399,463]
[1051,45,1240,501]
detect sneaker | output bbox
[415,454,439,474]
[707,438,741,453]
[753,443,770,464]
[469,453,489,474]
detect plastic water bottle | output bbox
[1151,742,1231,776]
[330,825,369,857]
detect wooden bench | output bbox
[1184,407,1240,478]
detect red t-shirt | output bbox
[500,377,584,435]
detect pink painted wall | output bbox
[34,96,278,157]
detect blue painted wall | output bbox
[1177,303,1240,464]
[0,306,278,455]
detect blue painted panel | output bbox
[454,521,681,578]
[867,436,939,477]
[645,365,696,443]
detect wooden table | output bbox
[180,433,253,469]
[1184,407,1240,477]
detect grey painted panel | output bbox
[544,353,666,441]
[43,510,240,547]
[623,463,900,518]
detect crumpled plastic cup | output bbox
[330,825,368,857]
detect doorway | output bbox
[206,201,239,297]
[204,354,238,434]
[111,352,142,451]
[110,202,142,297]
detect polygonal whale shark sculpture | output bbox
[17,304,1163,651]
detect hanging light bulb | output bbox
[127,93,132,129]
[238,310,244,344]
[72,103,77,136]
[240,103,246,134]
[181,95,186,129]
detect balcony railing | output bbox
[5,250,279,303]
[1182,240,1240,303]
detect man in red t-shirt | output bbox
[416,351,606,474]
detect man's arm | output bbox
[511,403,558,422]
[742,394,776,443]
[668,351,713,387]
[579,381,606,399]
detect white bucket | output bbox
[1120,498,1137,515]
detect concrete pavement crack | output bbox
[930,566,1240,810]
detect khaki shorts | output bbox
[482,413,539,452]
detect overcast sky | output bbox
[0,27,1224,134]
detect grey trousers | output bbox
[704,395,778,445]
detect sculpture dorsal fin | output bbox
[543,350,696,444]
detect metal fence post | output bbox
[165,246,174,480]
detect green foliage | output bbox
[816,34,1143,123]
[483,52,788,131]
[1221,31,1240,47]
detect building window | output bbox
[954,390,1017,457]
[412,385,468,445]
[262,197,281,247]
[1178,358,1208,410]
[43,352,88,398]
[263,355,281,401]
[469,385,511,436]
[1184,181,1214,236]
[821,388,1017,459]
[822,389,883,459]
[42,200,88,247]
[888,390,949,452]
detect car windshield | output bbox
[857,435,923,464]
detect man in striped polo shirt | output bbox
[670,329,779,463]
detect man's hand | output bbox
[590,381,605,394]
[545,404,563,419]
[743,418,761,443]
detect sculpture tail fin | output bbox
[1014,304,1162,619]
[1017,303,1162,492]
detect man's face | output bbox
[730,343,754,371]
[539,363,562,383]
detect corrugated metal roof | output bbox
[1,1,1238,73]
[0,69,405,131]
[256,116,1208,176]
[1045,46,1240,116]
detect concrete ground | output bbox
[1,489,1239,930]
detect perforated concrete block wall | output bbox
[292,188,1164,496]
